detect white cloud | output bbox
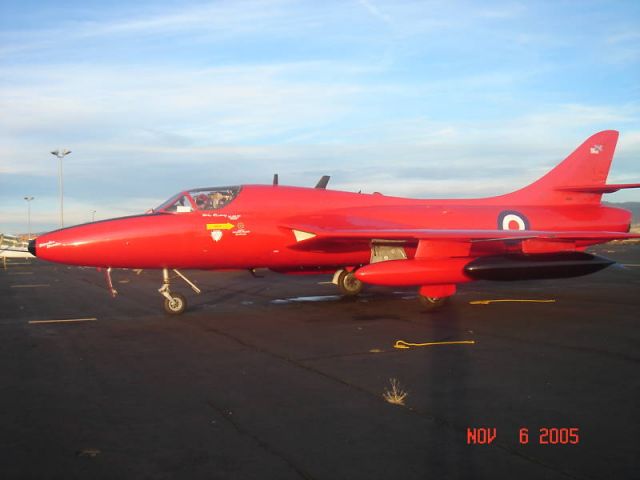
[0,61,373,177]
[1,0,639,234]
[356,0,393,25]
[0,0,299,56]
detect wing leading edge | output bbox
[287,225,639,249]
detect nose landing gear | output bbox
[163,291,187,315]
[159,268,201,315]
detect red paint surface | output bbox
[34,131,639,295]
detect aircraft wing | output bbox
[287,224,640,249]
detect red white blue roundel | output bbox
[498,211,530,230]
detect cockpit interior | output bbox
[155,187,241,213]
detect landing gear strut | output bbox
[159,268,201,315]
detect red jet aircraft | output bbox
[30,130,640,314]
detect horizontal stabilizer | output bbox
[556,183,640,194]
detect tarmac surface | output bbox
[1,244,639,479]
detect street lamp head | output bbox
[51,149,71,158]
[24,196,34,201]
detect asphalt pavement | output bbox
[1,245,639,479]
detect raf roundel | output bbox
[498,211,530,231]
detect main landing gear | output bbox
[417,285,455,312]
[159,268,201,315]
[332,267,455,311]
[334,269,363,296]
[418,295,448,311]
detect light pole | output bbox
[91,210,96,222]
[51,149,71,227]
[24,196,34,239]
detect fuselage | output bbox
[32,184,632,270]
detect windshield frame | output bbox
[154,186,241,213]
[153,192,196,213]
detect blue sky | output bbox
[1,0,639,233]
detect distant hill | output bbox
[606,202,640,224]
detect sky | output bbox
[1,0,639,233]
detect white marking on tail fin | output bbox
[590,144,603,154]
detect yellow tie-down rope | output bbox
[393,340,475,349]
[469,299,555,305]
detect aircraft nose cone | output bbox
[28,239,36,257]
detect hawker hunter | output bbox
[30,130,640,314]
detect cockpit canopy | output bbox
[155,186,241,213]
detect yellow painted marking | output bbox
[394,340,475,349]
[469,299,556,305]
[77,448,101,457]
[206,223,235,230]
[11,284,50,288]
[29,318,97,325]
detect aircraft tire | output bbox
[418,295,447,311]
[164,293,187,315]
[338,270,363,296]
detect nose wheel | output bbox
[159,268,201,315]
[163,292,187,314]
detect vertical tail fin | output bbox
[497,130,619,205]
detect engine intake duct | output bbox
[464,252,614,281]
